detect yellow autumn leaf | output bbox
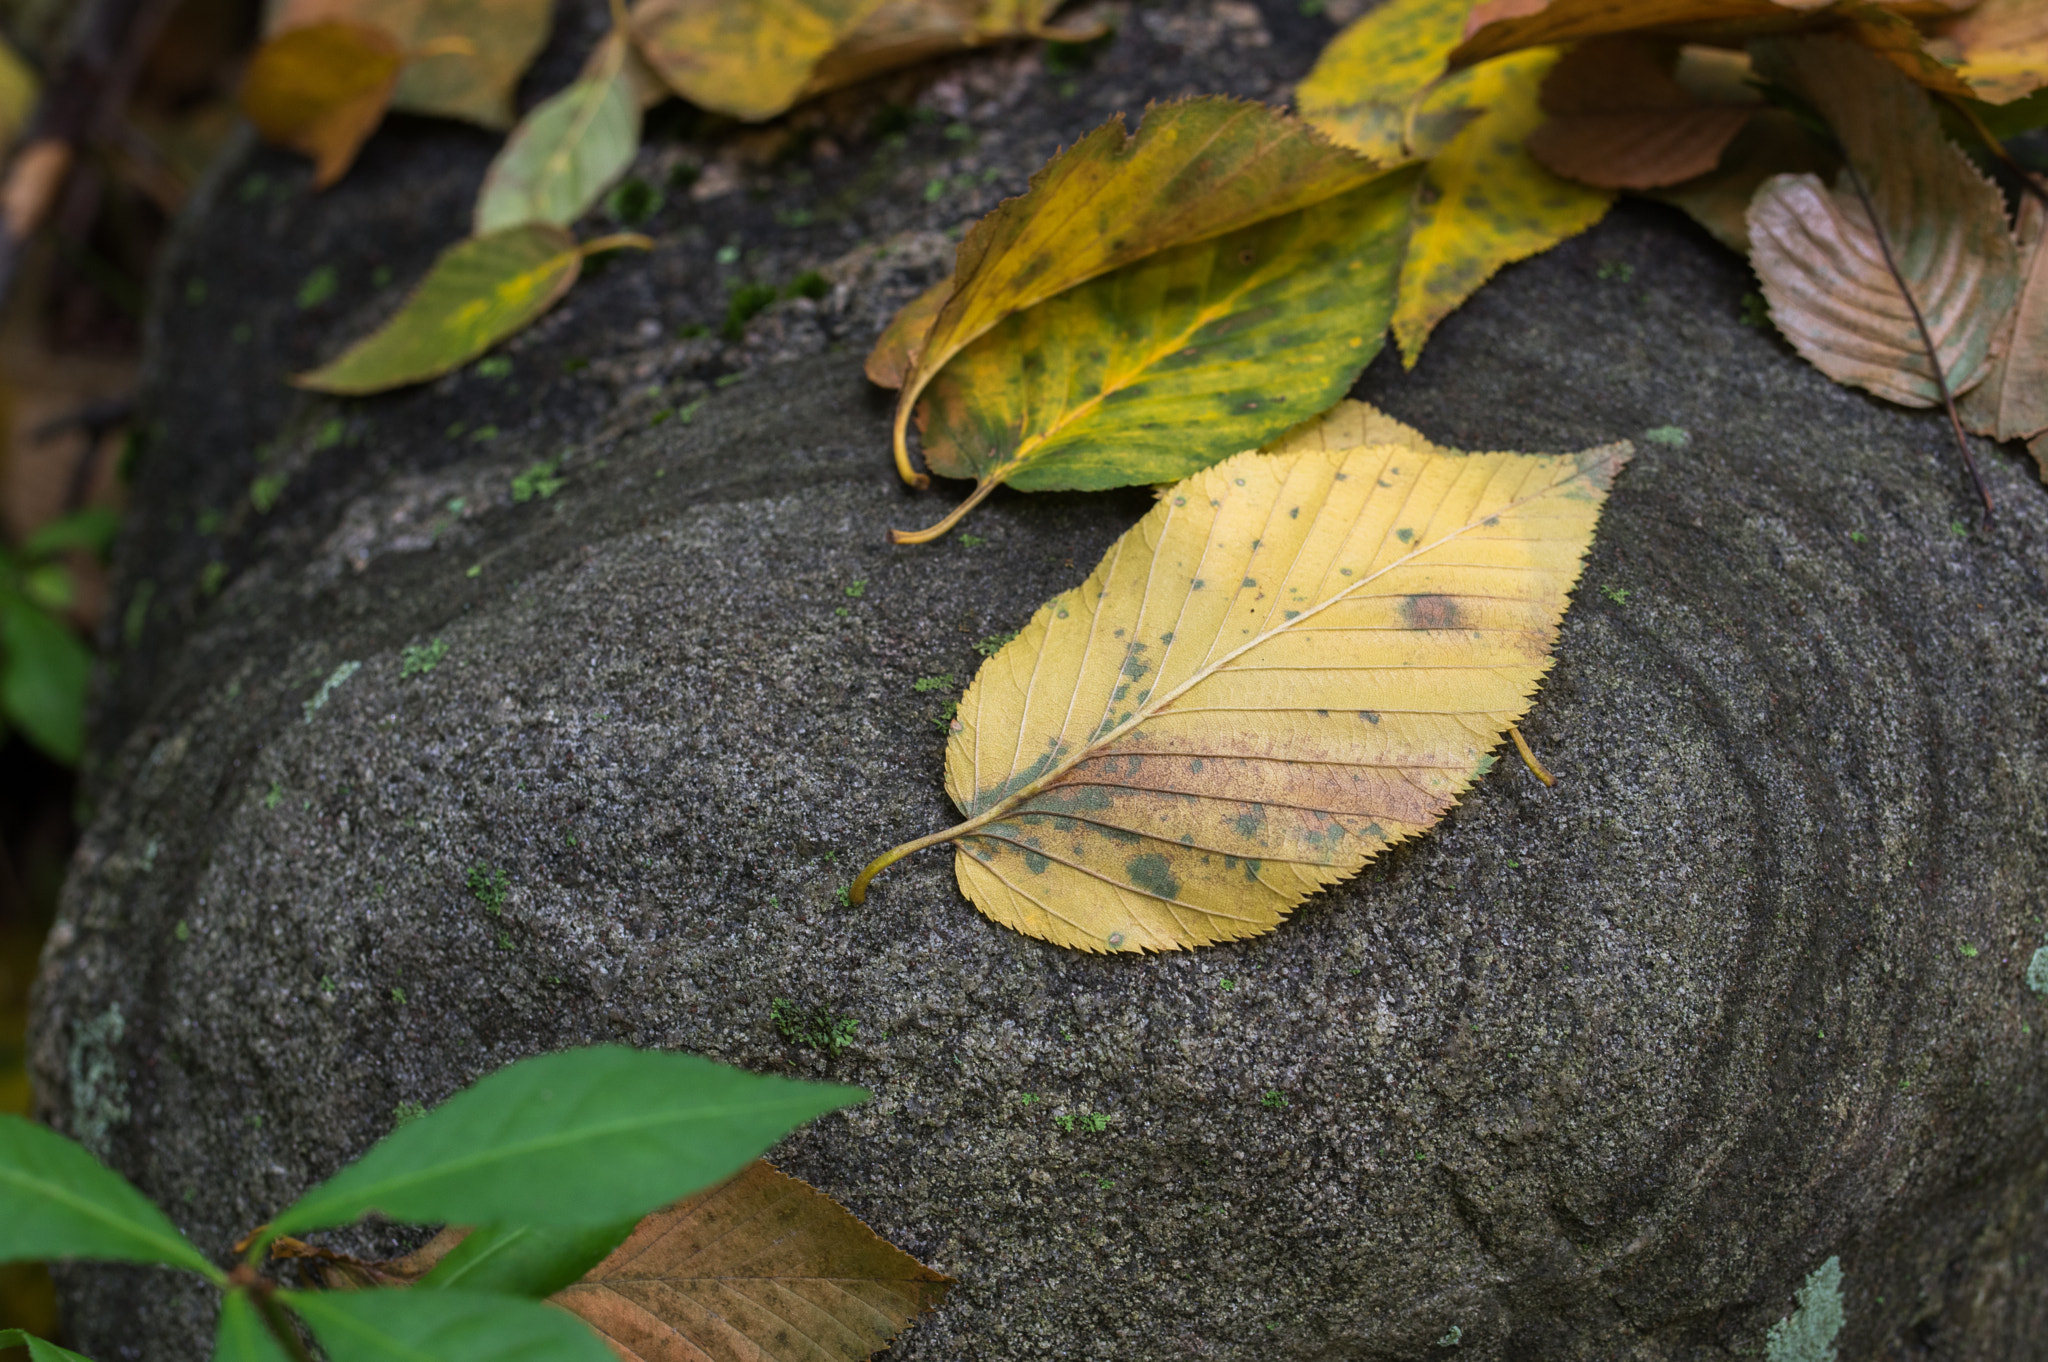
[1939,0,2048,103]
[1450,0,1971,68]
[1393,49,1614,365]
[270,0,554,129]
[875,97,1383,486]
[239,22,405,189]
[1294,0,1475,165]
[852,402,1631,953]
[628,0,889,121]
[803,0,1105,100]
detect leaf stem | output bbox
[254,1287,318,1362]
[890,478,998,544]
[1508,724,1554,786]
[890,393,930,489]
[1839,159,1994,526]
[578,232,653,256]
[849,809,1004,902]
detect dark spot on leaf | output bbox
[1402,594,1462,629]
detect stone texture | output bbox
[27,2,2048,1359]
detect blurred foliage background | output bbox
[0,0,259,1339]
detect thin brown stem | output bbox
[850,807,1007,902]
[889,477,998,544]
[1508,724,1554,786]
[1839,159,1994,526]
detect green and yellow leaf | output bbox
[271,0,555,129]
[628,0,888,121]
[553,1160,952,1362]
[1294,0,1474,165]
[895,166,1417,541]
[875,97,1383,484]
[294,226,650,395]
[1938,0,2048,104]
[1747,36,2019,407]
[852,402,1631,953]
[238,22,404,188]
[474,32,641,233]
[1393,49,1615,365]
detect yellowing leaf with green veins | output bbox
[873,97,1384,487]
[629,0,889,121]
[1295,0,1474,165]
[239,22,404,188]
[850,401,1631,953]
[893,166,1418,543]
[271,0,555,129]
[295,226,650,394]
[1393,49,1614,366]
[1747,36,2018,408]
[802,0,1105,100]
[553,1160,952,1362]
[474,32,641,233]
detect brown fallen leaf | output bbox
[1651,107,1837,251]
[271,0,555,129]
[239,22,404,188]
[803,0,1106,100]
[1746,35,2019,410]
[554,1160,951,1362]
[1959,195,2048,458]
[1526,35,1756,189]
[873,97,1381,486]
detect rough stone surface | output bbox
[27,2,2048,1359]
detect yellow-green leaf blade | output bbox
[1943,0,2048,104]
[894,98,1384,476]
[552,1159,951,1362]
[1296,0,1472,164]
[474,35,641,234]
[934,402,1630,953]
[628,0,889,121]
[913,167,1417,503]
[293,225,586,395]
[802,0,1101,100]
[1747,36,2020,407]
[1393,50,1615,365]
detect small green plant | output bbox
[475,356,513,379]
[974,632,1016,656]
[1602,584,1630,604]
[296,263,339,309]
[1436,1325,1463,1347]
[605,176,663,224]
[1642,425,1689,447]
[1739,291,1772,327]
[723,281,780,339]
[1958,941,1979,959]
[512,456,567,503]
[467,864,509,913]
[1260,1089,1290,1109]
[402,638,450,677]
[845,579,868,599]
[1218,978,1235,991]
[249,472,288,514]
[1596,260,1635,282]
[1055,1111,1109,1133]
[770,999,860,1057]
[912,673,953,692]
[0,1046,863,1362]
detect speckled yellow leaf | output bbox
[851,402,1631,953]
[1939,0,2048,103]
[1295,0,1473,164]
[294,226,650,394]
[271,0,555,130]
[880,97,1382,485]
[893,165,1418,542]
[1393,49,1614,365]
[629,0,889,120]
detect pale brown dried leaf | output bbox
[1746,36,2019,406]
[1526,36,1755,189]
[1959,195,2048,443]
[553,1160,950,1362]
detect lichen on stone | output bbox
[65,1005,130,1159]
[1767,1256,1845,1362]
[2027,945,2048,996]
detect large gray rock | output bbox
[28,2,2048,1357]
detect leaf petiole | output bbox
[889,478,998,544]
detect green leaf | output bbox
[21,507,121,561]
[0,1114,220,1280]
[264,1046,863,1243]
[0,1328,98,1362]
[898,166,1417,540]
[415,1220,638,1297]
[0,599,92,767]
[210,1292,294,1362]
[473,34,641,235]
[283,1287,615,1362]
[293,227,647,395]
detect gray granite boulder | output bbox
[28,2,2048,1358]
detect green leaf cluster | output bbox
[0,508,118,764]
[0,1045,863,1361]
